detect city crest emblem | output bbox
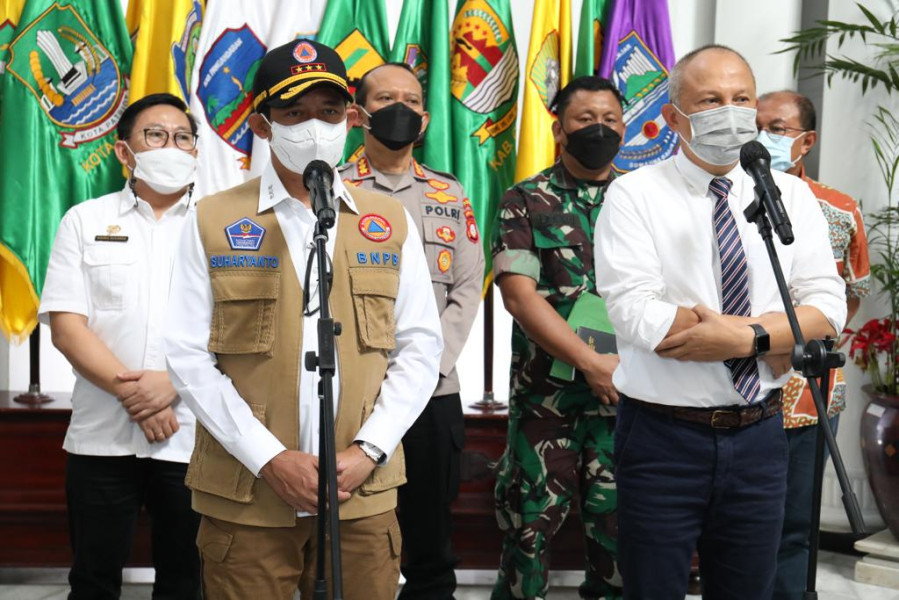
[171,0,202,101]
[6,3,127,148]
[197,25,265,170]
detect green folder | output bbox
[550,292,617,381]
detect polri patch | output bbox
[437,249,452,273]
[436,226,456,243]
[359,214,392,242]
[225,218,266,251]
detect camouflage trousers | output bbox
[491,391,621,600]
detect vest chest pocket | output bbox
[83,243,138,311]
[209,270,280,355]
[349,266,399,351]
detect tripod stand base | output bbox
[13,385,53,405]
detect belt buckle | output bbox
[710,410,738,429]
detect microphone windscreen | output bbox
[303,159,334,190]
[740,140,770,170]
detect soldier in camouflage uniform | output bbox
[341,62,484,600]
[491,77,627,600]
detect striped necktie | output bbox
[710,177,761,402]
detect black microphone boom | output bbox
[740,141,794,245]
[303,159,336,229]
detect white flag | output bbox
[190,0,325,199]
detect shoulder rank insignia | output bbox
[359,214,392,242]
[412,159,426,179]
[425,178,457,204]
[437,249,452,273]
[225,217,266,251]
[436,226,456,243]
[356,155,372,178]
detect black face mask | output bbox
[365,102,423,151]
[563,123,621,170]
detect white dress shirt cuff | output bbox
[354,415,404,464]
[638,299,679,351]
[229,420,287,477]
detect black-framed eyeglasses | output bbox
[761,124,808,137]
[133,128,198,150]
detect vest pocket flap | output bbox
[185,403,266,504]
[349,267,399,297]
[208,272,279,355]
[359,443,406,495]
[210,270,280,301]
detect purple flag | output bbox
[598,0,677,173]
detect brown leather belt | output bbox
[628,390,783,430]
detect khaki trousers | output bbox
[197,509,401,599]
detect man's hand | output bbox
[260,450,349,513]
[137,406,180,443]
[580,353,619,405]
[336,444,378,495]
[117,370,178,421]
[763,354,794,378]
[655,305,754,362]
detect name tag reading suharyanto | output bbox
[94,235,129,242]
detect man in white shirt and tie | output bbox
[593,45,846,599]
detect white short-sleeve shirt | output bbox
[39,186,196,462]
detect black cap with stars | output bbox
[252,39,352,111]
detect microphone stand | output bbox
[303,203,344,600]
[742,194,866,599]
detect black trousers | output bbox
[397,393,465,600]
[66,453,201,600]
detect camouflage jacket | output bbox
[492,160,614,413]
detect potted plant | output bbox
[781,1,899,539]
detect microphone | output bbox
[740,141,794,245]
[303,160,336,229]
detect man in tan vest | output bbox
[339,62,484,599]
[163,39,443,600]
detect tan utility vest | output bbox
[186,177,408,527]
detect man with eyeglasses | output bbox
[757,90,871,600]
[40,92,201,599]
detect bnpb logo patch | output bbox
[359,214,392,242]
[225,217,266,251]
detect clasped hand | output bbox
[655,305,753,362]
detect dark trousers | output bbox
[773,415,840,600]
[66,453,201,600]
[615,395,788,600]
[397,393,465,600]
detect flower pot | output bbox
[860,384,899,540]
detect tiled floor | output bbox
[1,551,897,599]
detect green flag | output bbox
[389,0,452,173]
[450,0,519,285]
[574,0,610,77]
[317,0,389,163]
[0,0,131,341]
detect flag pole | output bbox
[14,328,53,405]
[470,287,505,412]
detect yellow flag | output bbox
[515,0,571,182]
[127,0,204,103]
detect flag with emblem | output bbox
[0,0,27,113]
[125,0,204,103]
[598,0,676,173]
[515,0,571,183]
[188,0,323,198]
[450,0,519,284]
[317,0,389,163]
[0,0,132,342]
[574,0,610,77]
[389,0,453,173]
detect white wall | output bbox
[2,0,893,530]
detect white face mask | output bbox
[675,104,758,166]
[128,146,197,194]
[264,116,347,174]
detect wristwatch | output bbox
[748,324,770,357]
[355,440,385,464]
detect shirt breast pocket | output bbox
[349,266,399,351]
[208,270,280,355]
[83,243,138,311]
[531,220,592,292]
[421,217,455,285]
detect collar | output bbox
[673,150,743,198]
[120,183,192,217]
[353,152,427,189]
[258,161,357,215]
[549,160,579,191]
